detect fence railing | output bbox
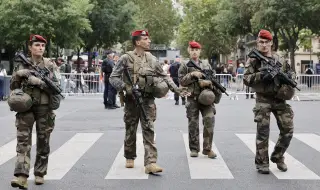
[1,73,320,101]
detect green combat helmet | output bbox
[198,89,215,106]
[152,78,169,98]
[275,84,295,100]
[7,89,33,112]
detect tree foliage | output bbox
[132,0,181,46]
[214,0,253,36]
[0,0,92,53]
[249,0,320,70]
[177,0,235,61]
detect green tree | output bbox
[0,0,93,73]
[177,0,235,63]
[80,0,138,68]
[250,0,320,70]
[132,0,181,46]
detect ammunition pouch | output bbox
[138,75,155,94]
[49,94,62,110]
[23,85,41,105]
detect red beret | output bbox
[189,41,201,49]
[258,29,273,40]
[131,30,149,37]
[30,34,47,43]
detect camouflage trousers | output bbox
[14,105,56,178]
[253,101,294,167]
[186,98,216,153]
[123,96,157,166]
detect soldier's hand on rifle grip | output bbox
[191,71,204,79]
[16,69,32,78]
[259,67,273,82]
[27,75,45,86]
[132,88,141,97]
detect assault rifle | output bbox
[187,60,229,96]
[123,65,148,121]
[16,52,65,98]
[247,49,300,91]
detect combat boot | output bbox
[125,159,134,168]
[190,151,198,157]
[257,167,270,174]
[182,100,186,105]
[271,157,287,172]
[175,101,179,105]
[11,176,28,189]
[145,163,163,174]
[35,176,44,185]
[202,150,217,159]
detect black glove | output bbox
[132,88,142,97]
[259,67,273,81]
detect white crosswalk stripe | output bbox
[0,134,37,166]
[182,134,234,179]
[29,133,103,180]
[105,134,156,179]
[294,134,320,152]
[0,132,320,180]
[236,134,320,180]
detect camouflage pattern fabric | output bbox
[123,96,157,166]
[10,57,59,178]
[109,50,178,166]
[253,101,294,167]
[185,98,215,153]
[178,59,218,153]
[109,51,178,94]
[14,106,55,177]
[243,53,295,168]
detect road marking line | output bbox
[105,134,156,179]
[29,133,103,180]
[294,133,320,152]
[182,134,234,179]
[236,134,320,180]
[0,135,37,166]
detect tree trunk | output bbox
[46,39,51,58]
[273,30,279,52]
[289,47,296,72]
[7,46,15,75]
[87,47,93,69]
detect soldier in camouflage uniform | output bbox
[109,30,180,174]
[178,41,222,159]
[9,35,60,188]
[243,29,296,174]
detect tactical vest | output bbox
[20,58,52,105]
[185,61,211,96]
[252,54,290,95]
[123,51,157,95]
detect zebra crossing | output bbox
[0,132,320,181]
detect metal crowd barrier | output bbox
[59,73,104,97]
[2,73,320,101]
[1,76,11,100]
[224,74,320,101]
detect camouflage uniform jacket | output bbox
[10,57,60,105]
[109,50,178,95]
[178,59,218,97]
[243,53,296,100]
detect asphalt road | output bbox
[0,95,320,190]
